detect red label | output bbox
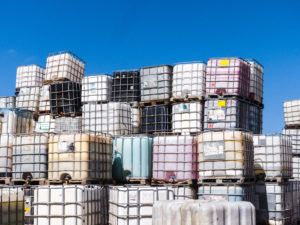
[211,83,215,87]
[208,124,212,128]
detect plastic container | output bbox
[153,200,256,225]
[153,135,198,182]
[0,96,16,108]
[16,87,40,112]
[38,85,50,112]
[283,128,300,155]
[0,134,14,178]
[198,130,254,179]
[172,102,203,134]
[45,51,85,83]
[82,103,132,136]
[293,156,300,180]
[34,115,55,133]
[253,135,292,179]
[16,65,45,89]
[172,61,206,100]
[283,99,300,127]
[112,135,153,181]
[131,107,140,134]
[82,74,112,103]
[12,134,48,181]
[140,65,172,102]
[206,57,250,97]
[246,59,264,103]
[55,117,82,133]
[112,70,140,102]
[48,132,112,182]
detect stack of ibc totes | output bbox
[204,58,263,134]
[283,99,300,180]
[253,135,298,225]
[43,51,85,133]
[111,70,140,133]
[140,65,172,134]
[171,61,206,134]
[82,74,132,136]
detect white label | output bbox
[203,141,225,160]
[203,195,228,201]
[89,83,96,94]
[207,108,225,121]
[40,122,50,130]
[58,141,74,153]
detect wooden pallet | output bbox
[170,96,205,102]
[152,178,196,185]
[140,100,170,107]
[126,178,150,185]
[38,110,51,115]
[45,179,112,185]
[0,177,11,185]
[264,177,290,183]
[198,177,255,184]
[42,78,71,85]
[11,179,47,186]
[53,112,82,118]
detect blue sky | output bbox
[0,0,300,133]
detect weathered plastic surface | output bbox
[172,102,203,134]
[109,185,175,225]
[31,185,108,225]
[16,87,40,112]
[206,58,250,97]
[204,98,262,134]
[16,65,45,89]
[198,131,254,179]
[48,133,112,181]
[82,103,132,136]
[140,65,172,101]
[55,116,82,133]
[253,135,292,178]
[38,84,50,112]
[112,135,152,181]
[0,96,15,108]
[153,135,198,181]
[283,128,300,155]
[0,108,35,134]
[12,134,48,180]
[0,134,14,177]
[153,200,256,225]
[172,62,206,99]
[0,186,24,225]
[293,156,300,180]
[34,115,55,133]
[131,107,140,134]
[283,99,300,127]
[255,182,294,225]
[45,51,85,82]
[246,59,264,103]
[198,183,255,203]
[82,74,112,103]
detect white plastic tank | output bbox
[153,200,256,225]
[0,134,14,178]
[82,74,112,103]
[198,130,254,179]
[246,59,264,103]
[16,65,45,89]
[131,107,140,134]
[283,99,300,127]
[16,86,41,112]
[293,156,300,180]
[38,84,51,112]
[0,96,16,108]
[283,128,300,155]
[55,116,82,133]
[34,115,55,133]
[172,61,206,99]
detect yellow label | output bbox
[220,60,229,66]
[218,100,226,107]
[25,206,30,212]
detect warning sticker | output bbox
[207,108,226,121]
[40,122,50,130]
[220,60,229,66]
[218,100,226,107]
[203,141,225,160]
[24,206,30,213]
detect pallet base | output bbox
[198,177,255,184]
[263,177,290,183]
[45,179,112,185]
[170,96,205,102]
[38,110,51,115]
[11,179,47,185]
[152,178,196,185]
[0,178,11,185]
[126,178,150,185]
[140,100,170,107]
[206,94,264,108]
[42,78,71,85]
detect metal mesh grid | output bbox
[206,57,250,97]
[204,97,262,134]
[48,132,112,182]
[16,65,45,89]
[54,117,82,133]
[283,128,300,155]
[108,185,175,225]
[112,135,153,181]
[198,130,254,179]
[131,107,140,134]
[0,108,35,134]
[140,65,172,102]
[0,134,14,178]
[34,115,55,133]
[0,96,15,108]
[45,51,85,83]
[172,101,203,134]
[246,59,264,103]
[253,135,292,179]
[16,86,41,112]
[172,61,206,99]
[12,134,48,181]
[255,182,293,225]
[283,99,300,127]
[293,156,300,180]
[112,70,140,102]
[141,105,171,134]
[153,135,198,181]
[82,103,132,136]
[291,180,300,224]
[82,74,112,103]
[50,82,81,116]
[39,85,51,112]
[198,183,255,203]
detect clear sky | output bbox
[0,0,299,134]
